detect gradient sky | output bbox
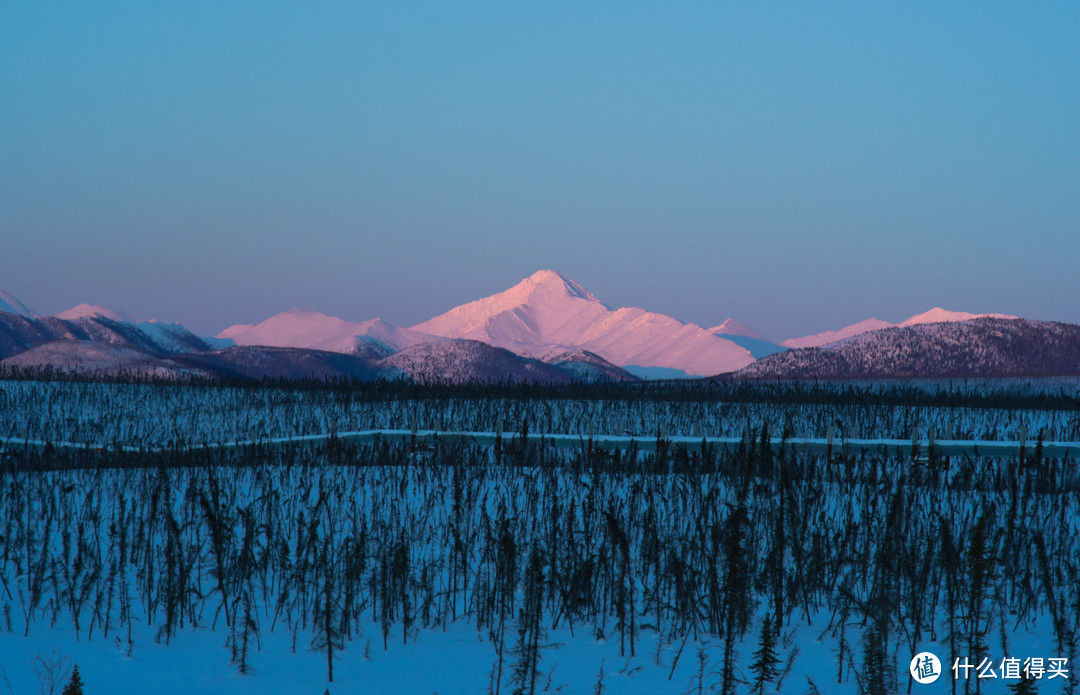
[2,2,1078,341]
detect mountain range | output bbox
[0,271,1073,382]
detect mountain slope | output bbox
[708,319,785,358]
[781,318,894,348]
[781,308,1019,348]
[413,270,753,376]
[2,340,206,377]
[738,318,1080,379]
[709,318,766,341]
[0,290,36,318]
[899,307,1018,326]
[380,340,574,385]
[540,349,641,382]
[55,303,145,323]
[715,334,787,359]
[413,270,611,347]
[0,312,221,360]
[176,346,385,381]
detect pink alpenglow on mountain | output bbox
[898,307,1018,326]
[413,270,754,376]
[218,309,440,356]
[413,270,610,347]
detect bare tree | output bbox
[26,647,70,695]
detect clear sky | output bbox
[2,2,1078,341]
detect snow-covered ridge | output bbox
[0,311,224,363]
[3,340,202,377]
[741,317,1077,379]
[0,289,36,318]
[899,306,1017,326]
[379,339,568,385]
[219,309,441,355]
[781,318,893,349]
[707,319,786,359]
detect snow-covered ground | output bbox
[0,609,1067,694]
[1,378,1078,694]
[0,615,829,694]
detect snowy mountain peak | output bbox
[452,269,602,318]
[0,290,36,318]
[413,271,754,376]
[412,270,609,344]
[708,318,766,341]
[524,269,602,303]
[899,307,1018,326]
[55,303,146,324]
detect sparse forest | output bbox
[1,377,1078,693]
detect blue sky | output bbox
[2,2,1078,340]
